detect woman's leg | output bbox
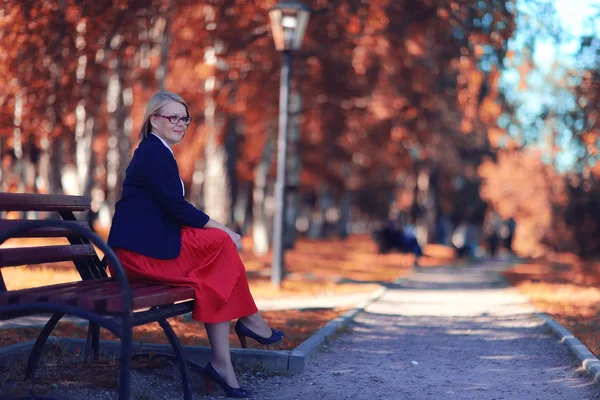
[204,321,240,388]
[238,312,273,338]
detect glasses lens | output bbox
[168,116,191,125]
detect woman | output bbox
[107,91,283,398]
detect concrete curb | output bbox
[289,285,387,372]
[0,286,388,374]
[496,260,600,383]
[538,312,600,383]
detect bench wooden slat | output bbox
[0,193,90,212]
[86,285,195,313]
[0,244,96,267]
[0,279,113,305]
[124,286,194,312]
[0,220,91,238]
[48,282,155,307]
[0,280,195,313]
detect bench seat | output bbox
[0,193,203,399]
[0,279,195,313]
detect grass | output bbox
[0,308,346,351]
[0,234,451,350]
[501,253,600,357]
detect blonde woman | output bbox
[108,91,283,398]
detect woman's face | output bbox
[150,101,190,145]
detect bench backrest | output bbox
[0,193,107,292]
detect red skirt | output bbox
[111,227,258,323]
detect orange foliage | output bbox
[479,149,569,256]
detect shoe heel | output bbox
[205,375,213,395]
[237,333,248,348]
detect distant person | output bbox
[503,217,516,254]
[435,214,453,246]
[483,211,502,258]
[373,216,422,262]
[107,91,283,398]
[400,219,423,266]
[452,222,470,258]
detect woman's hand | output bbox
[226,229,243,250]
[204,218,242,250]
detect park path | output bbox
[244,261,600,400]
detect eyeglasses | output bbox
[153,114,192,125]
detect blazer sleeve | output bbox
[142,144,210,228]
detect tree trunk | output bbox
[105,62,127,212]
[0,137,4,190]
[284,91,301,249]
[48,137,64,195]
[234,181,252,235]
[119,86,133,189]
[225,117,238,223]
[253,132,275,256]
[12,91,25,193]
[189,157,205,207]
[413,166,437,245]
[203,101,233,226]
[75,102,95,197]
[202,38,235,226]
[338,164,352,239]
[308,185,332,239]
[155,0,173,90]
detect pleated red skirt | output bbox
[111,227,258,323]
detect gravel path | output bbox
[3,262,599,399]
[245,262,600,400]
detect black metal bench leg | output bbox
[25,312,64,380]
[158,319,192,400]
[118,325,132,400]
[92,323,100,359]
[84,323,101,362]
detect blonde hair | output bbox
[139,91,190,140]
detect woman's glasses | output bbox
[154,114,192,125]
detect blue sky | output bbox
[500,0,599,171]
[534,0,600,68]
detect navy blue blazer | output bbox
[107,134,210,259]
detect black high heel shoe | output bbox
[204,362,251,398]
[235,319,284,348]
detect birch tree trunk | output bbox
[105,61,127,212]
[203,94,232,225]
[13,91,25,193]
[189,157,205,207]
[73,19,99,199]
[413,166,437,245]
[234,181,252,235]
[155,0,173,90]
[42,0,66,196]
[0,138,4,190]
[202,42,234,226]
[253,132,275,255]
[48,138,64,194]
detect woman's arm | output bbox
[142,145,210,228]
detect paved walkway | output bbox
[2,261,599,399]
[245,262,600,399]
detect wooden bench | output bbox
[0,193,202,400]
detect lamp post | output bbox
[269,0,310,286]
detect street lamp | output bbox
[269,0,310,286]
